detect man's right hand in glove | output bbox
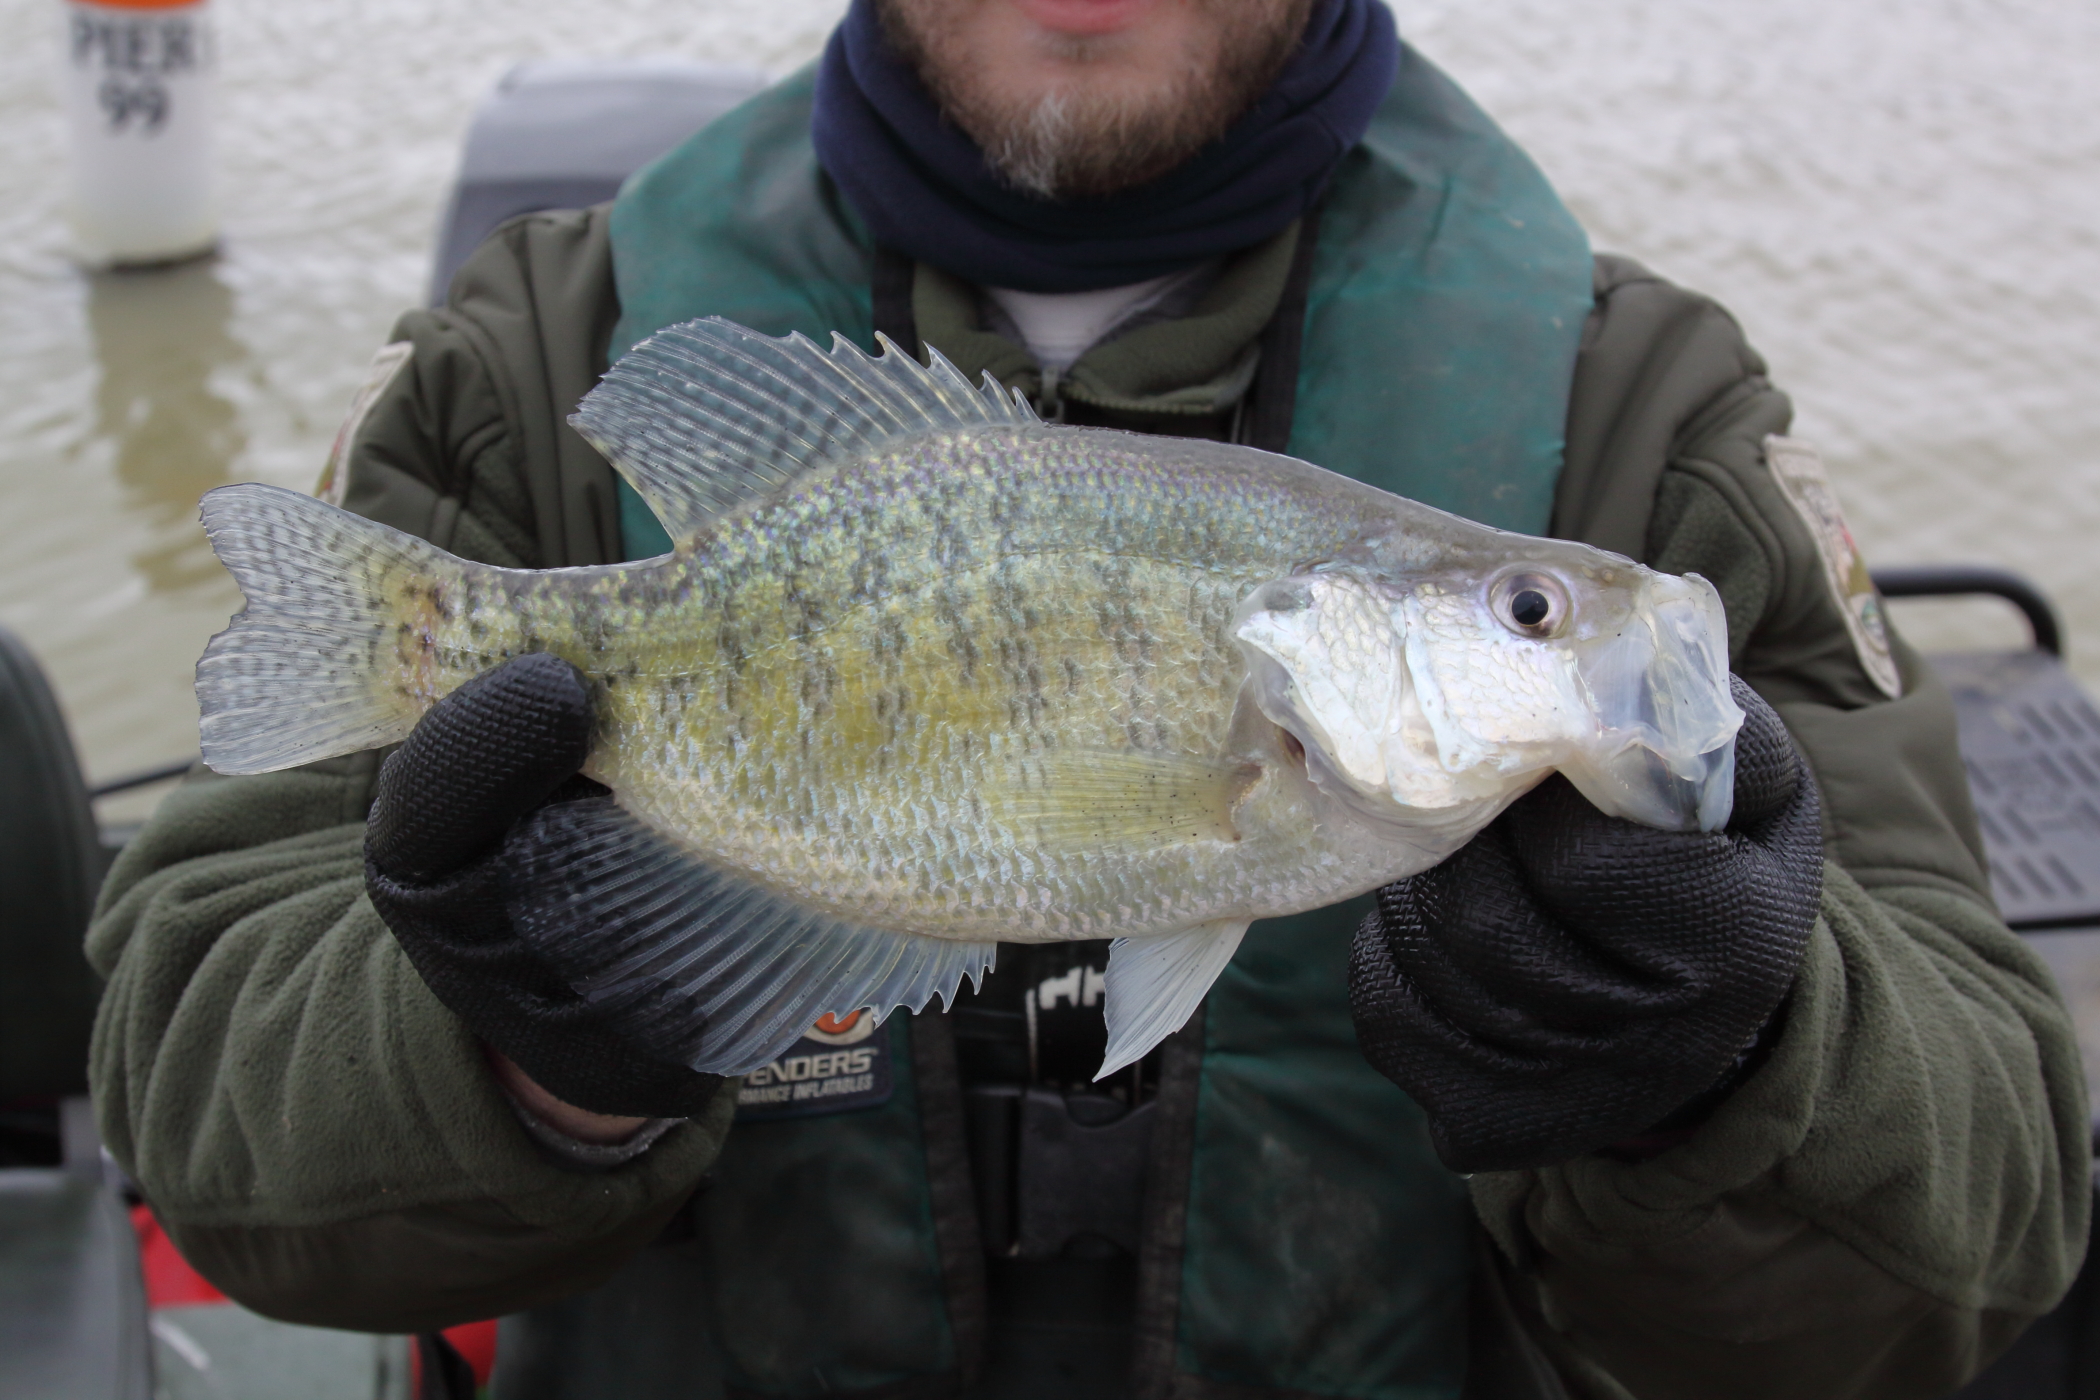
[364,653,723,1121]
[1349,677,1823,1172]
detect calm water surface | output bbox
[3,0,2097,825]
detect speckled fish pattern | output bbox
[354,425,1403,940]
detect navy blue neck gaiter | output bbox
[812,0,1399,293]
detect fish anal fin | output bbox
[510,797,995,1076]
[569,320,1037,548]
[992,749,1257,849]
[1098,919,1249,1079]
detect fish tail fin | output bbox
[196,482,455,774]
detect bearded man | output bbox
[88,1,2086,1397]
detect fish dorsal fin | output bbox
[509,797,997,1077]
[571,318,1038,549]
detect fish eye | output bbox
[1492,572,1570,639]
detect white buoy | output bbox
[63,0,217,267]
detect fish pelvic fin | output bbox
[512,797,997,1077]
[196,483,455,774]
[1099,919,1248,1079]
[570,318,1038,548]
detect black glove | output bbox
[1349,676,1822,1172]
[365,653,722,1119]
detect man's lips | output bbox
[1011,0,1155,37]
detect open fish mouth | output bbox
[1563,734,1737,834]
[1557,578,1743,832]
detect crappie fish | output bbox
[195,318,1742,1078]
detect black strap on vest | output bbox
[872,246,917,352]
[957,941,1159,1260]
[1237,203,1321,454]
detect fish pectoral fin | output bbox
[511,797,995,1077]
[569,318,1037,548]
[991,749,1256,849]
[1098,920,1250,1079]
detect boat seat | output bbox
[1880,569,2100,1399]
[0,626,103,1112]
[0,625,150,1398]
[1875,566,2100,931]
[1933,647,2100,930]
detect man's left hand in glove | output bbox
[1349,676,1824,1172]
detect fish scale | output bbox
[193,318,1742,1078]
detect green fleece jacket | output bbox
[89,208,2088,1399]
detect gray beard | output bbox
[880,0,1316,201]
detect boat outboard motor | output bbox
[429,59,768,306]
[0,624,150,1400]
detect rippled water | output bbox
[3,0,2097,825]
